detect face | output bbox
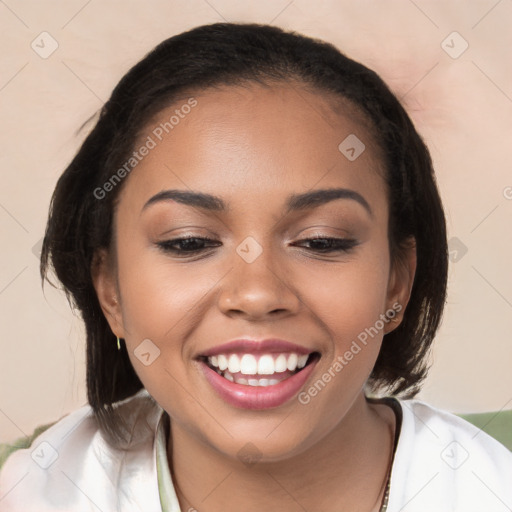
[94,82,415,461]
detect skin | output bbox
[93,81,416,512]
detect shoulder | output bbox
[0,390,164,511]
[0,422,58,471]
[387,399,512,512]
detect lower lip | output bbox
[199,358,318,410]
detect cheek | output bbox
[308,258,389,331]
[117,253,220,344]
[299,250,391,382]
[115,250,220,416]
[294,254,391,419]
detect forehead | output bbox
[118,82,386,215]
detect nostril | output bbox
[270,308,288,314]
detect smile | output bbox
[197,339,320,409]
[207,352,310,386]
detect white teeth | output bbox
[228,354,240,373]
[257,354,275,375]
[220,371,300,387]
[207,352,312,376]
[218,355,228,371]
[274,354,288,372]
[287,353,298,371]
[297,355,308,369]
[240,354,258,375]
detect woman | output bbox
[1,22,511,512]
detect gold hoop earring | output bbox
[117,336,122,351]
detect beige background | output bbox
[0,0,511,443]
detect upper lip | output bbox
[198,339,314,358]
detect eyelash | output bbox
[156,236,359,256]
[157,237,221,255]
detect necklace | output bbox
[379,476,391,512]
[377,402,397,512]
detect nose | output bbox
[217,241,301,320]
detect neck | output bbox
[167,392,396,512]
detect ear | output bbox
[91,247,126,338]
[384,237,417,334]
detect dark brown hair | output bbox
[41,22,448,444]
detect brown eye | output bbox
[157,236,221,254]
[293,237,359,253]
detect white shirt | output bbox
[0,389,511,511]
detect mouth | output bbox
[201,352,320,386]
[197,350,321,409]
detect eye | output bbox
[292,237,359,253]
[155,235,358,257]
[156,236,221,255]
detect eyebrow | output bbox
[142,187,373,217]
[142,189,225,212]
